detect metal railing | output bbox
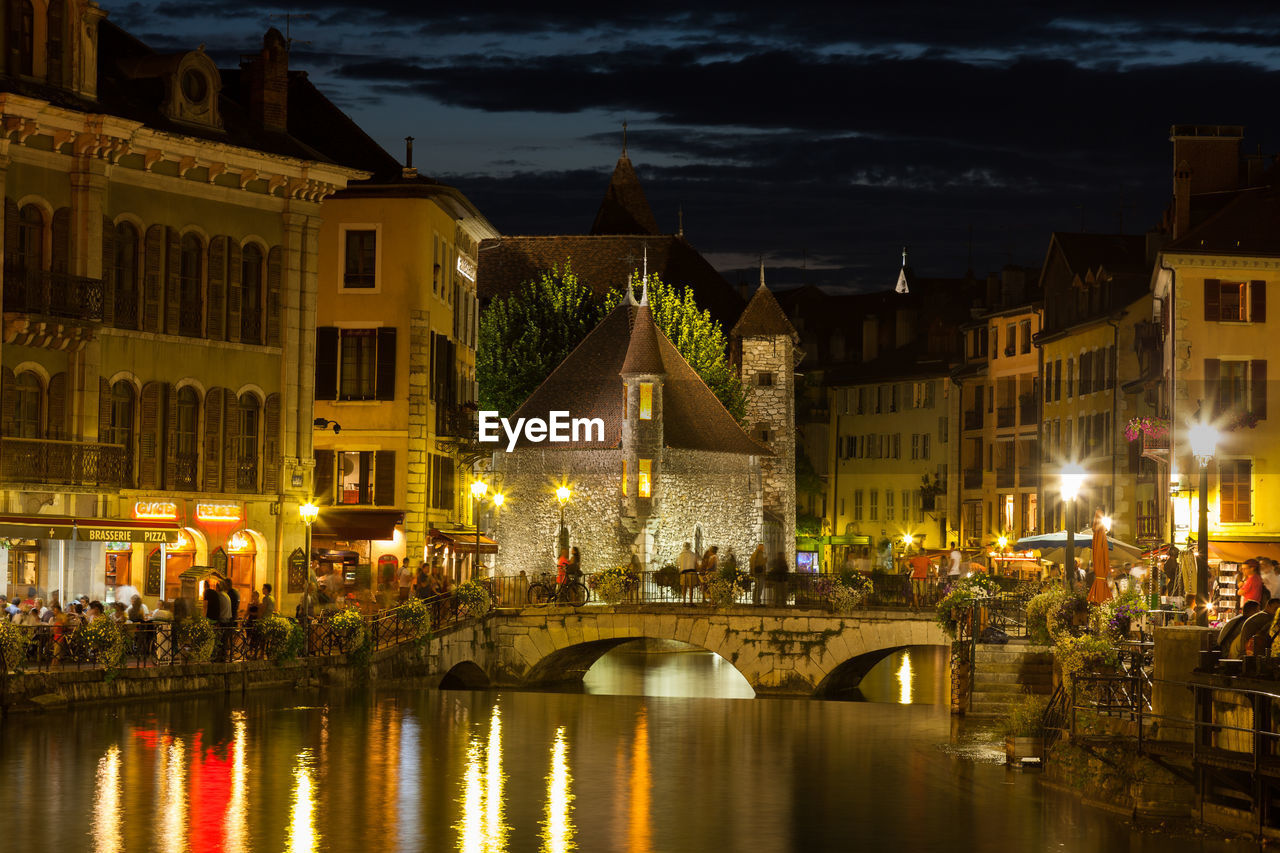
[1019,402,1036,425]
[996,467,1014,488]
[241,312,262,345]
[963,468,983,489]
[236,459,258,493]
[0,437,132,488]
[3,266,103,320]
[113,285,139,330]
[963,410,983,430]
[179,298,203,337]
[173,452,199,490]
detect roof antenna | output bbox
[622,120,628,157]
[677,204,684,238]
[759,255,766,288]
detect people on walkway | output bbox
[1260,558,1280,601]
[260,584,277,620]
[677,542,699,604]
[768,551,789,606]
[948,543,963,579]
[1240,559,1264,607]
[699,546,719,602]
[127,595,148,623]
[749,544,766,605]
[398,558,415,603]
[909,552,934,610]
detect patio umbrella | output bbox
[1087,510,1112,604]
[1014,531,1141,565]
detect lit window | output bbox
[621,459,628,496]
[639,383,653,420]
[638,459,651,497]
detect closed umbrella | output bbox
[1087,509,1112,604]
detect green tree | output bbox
[605,273,747,423]
[477,263,606,415]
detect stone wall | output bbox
[490,446,764,576]
[740,335,796,565]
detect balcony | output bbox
[236,459,258,493]
[1018,466,1038,487]
[1140,431,1169,464]
[113,286,139,330]
[174,452,199,490]
[0,437,131,488]
[962,468,982,490]
[996,467,1014,489]
[963,410,983,431]
[1019,401,1036,425]
[1137,514,1160,540]
[996,406,1015,428]
[3,265,103,321]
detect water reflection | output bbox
[540,726,575,853]
[583,640,755,698]
[93,744,121,853]
[159,737,187,853]
[458,703,509,853]
[286,750,317,853]
[225,713,248,853]
[897,652,914,705]
[626,709,652,853]
[397,715,422,853]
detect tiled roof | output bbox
[1051,233,1148,276]
[1167,188,1280,256]
[620,305,665,375]
[509,302,767,455]
[477,234,746,328]
[590,154,659,235]
[732,283,799,342]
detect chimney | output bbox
[245,28,289,133]
[403,136,417,179]
[1172,159,1192,240]
[1170,124,1243,238]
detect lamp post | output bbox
[299,501,318,583]
[996,534,1008,576]
[556,485,571,554]
[1059,464,1086,591]
[1188,422,1220,627]
[471,480,488,579]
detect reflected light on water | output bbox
[397,715,422,853]
[160,738,187,853]
[224,713,248,853]
[485,704,507,850]
[458,702,508,853]
[287,750,317,853]
[541,726,574,853]
[94,744,122,853]
[627,709,651,853]
[897,652,914,705]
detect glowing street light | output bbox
[1188,421,1219,626]
[555,485,572,554]
[299,501,318,582]
[1060,463,1086,591]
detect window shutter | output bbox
[97,376,112,443]
[139,381,163,489]
[223,390,241,491]
[375,327,396,400]
[1204,358,1221,417]
[164,226,180,334]
[100,216,115,328]
[3,199,17,267]
[315,327,339,400]
[46,372,67,440]
[358,450,372,503]
[1242,460,1253,522]
[1252,280,1267,323]
[266,246,283,347]
[143,225,164,332]
[207,236,227,340]
[203,387,224,491]
[227,242,242,344]
[374,450,396,506]
[263,393,281,492]
[1204,279,1220,322]
[1253,359,1267,420]
[50,207,69,274]
[164,382,179,488]
[313,450,334,504]
[1,367,16,436]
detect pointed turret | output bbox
[590,148,660,236]
[895,245,913,294]
[732,281,800,345]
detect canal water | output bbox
[0,644,1253,852]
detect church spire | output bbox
[590,130,660,236]
[640,246,649,305]
[895,245,911,294]
[759,256,766,289]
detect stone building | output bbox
[491,282,795,575]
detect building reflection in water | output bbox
[541,726,574,853]
[94,744,122,853]
[224,713,248,853]
[627,708,652,853]
[897,652,914,705]
[397,714,422,853]
[287,749,317,853]
[160,737,187,853]
[458,702,509,853]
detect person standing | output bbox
[225,579,241,624]
[398,558,415,603]
[1260,559,1280,601]
[749,544,766,605]
[259,584,276,620]
[677,543,699,604]
[948,542,963,580]
[1240,558,1264,607]
[699,546,719,603]
[909,552,933,610]
[768,551,789,606]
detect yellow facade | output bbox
[314,180,497,583]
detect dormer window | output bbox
[181,68,208,103]
[638,459,652,498]
[639,383,653,420]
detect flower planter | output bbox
[1005,736,1043,764]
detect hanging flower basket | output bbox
[1124,417,1169,443]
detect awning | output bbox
[312,508,404,540]
[431,527,498,555]
[1209,541,1280,564]
[0,514,182,543]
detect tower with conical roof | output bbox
[732,265,801,566]
[620,279,665,520]
[590,127,660,235]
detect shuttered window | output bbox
[241,244,263,344]
[339,330,376,399]
[323,327,397,401]
[1206,279,1267,323]
[13,372,40,438]
[113,222,140,329]
[1220,460,1252,524]
[179,234,203,337]
[237,394,259,492]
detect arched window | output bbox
[237,393,259,491]
[108,381,134,449]
[15,204,42,272]
[175,387,199,488]
[17,0,33,75]
[46,0,63,85]
[241,244,263,344]
[179,234,203,336]
[113,222,140,329]
[13,372,40,438]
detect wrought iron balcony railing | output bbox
[3,265,103,321]
[0,437,131,488]
[963,410,983,431]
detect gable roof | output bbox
[590,154,660,235]
[1166,187,1280,256]
[732,283,799,342]
[509,302,767,455]
[477,234,746,328]
[1050,232,1148,277]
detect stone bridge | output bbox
[414,605,950,697]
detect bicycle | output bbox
[527,573,590,607]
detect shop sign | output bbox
[456,254,477,282]
[145,549,162,596]
[0,521,72,540]
[196,503,242,523]
[287,547,307,594]
[78,525,179,544]
[134,500,179,520]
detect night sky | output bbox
[112,1,1280,291]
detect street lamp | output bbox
[299,501,318,582]
[1060,464,1086,591]
[555,485,571,554]
[471,480,488,579]
[1188,421,1220,627]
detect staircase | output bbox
[968,639,1054,716]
